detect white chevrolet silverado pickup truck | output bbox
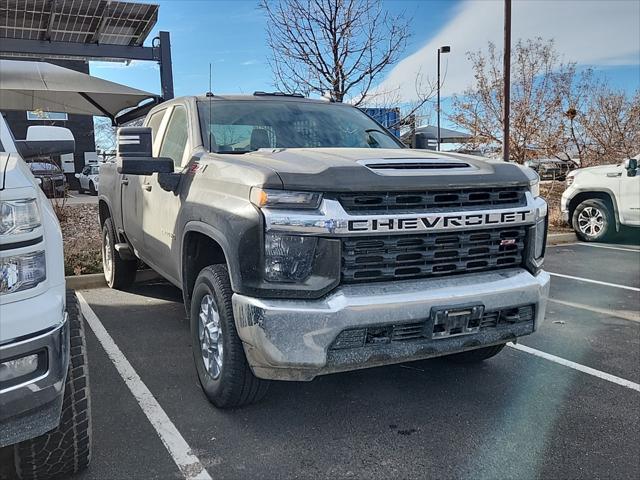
[0,113,91,479]
[561,155,640,241]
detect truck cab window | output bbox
[159,106,189,167]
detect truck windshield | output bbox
[197,100,403,153]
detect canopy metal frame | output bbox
[0,0,173,101]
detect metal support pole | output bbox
[437,48,441,151]
[158,31,174,100]
[503,0,511,162]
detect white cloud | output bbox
[375,0,640,102]
[241,59,260,66]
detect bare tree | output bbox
[93,117,117,154]
[451,38,639,165]
[259,0,410,104]
[580,87,640,165]
[450,38,573,163]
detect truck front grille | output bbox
[336,187,527,214]
[341,226,527,283]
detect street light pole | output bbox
[503,0,512,161]
[437,45,450,151]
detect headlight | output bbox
[0,199,41,236]
[534,217,547,259]
[0,251,46,293]
[529,179,540,198]
[566,175,574,187]
[264,233,317,282]
[251,188,322,210]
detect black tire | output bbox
[190,265,269,408]
[77,186,84,194]
[89,182,97,196]
[101,217,137,289]
[446,344,506,363]
[14,290,92,480]
[572,199,613,242]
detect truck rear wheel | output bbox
[190,265,270,408]
[14,290,92,480]
[446,344,506,363]
[102,217,137,289]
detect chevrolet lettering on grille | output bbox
[347,210,533,233]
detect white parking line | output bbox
[548,272,640,292]
[508,343,640,392]
[548,298,640,323]
[77,293,213,480]
[570,243,640,253]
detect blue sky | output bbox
[92,0,639,116]
[92,0,459,96]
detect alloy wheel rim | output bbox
[103,232,113,281]
[577,207,604,237]
[198,294,223,379]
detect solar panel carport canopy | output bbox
[0,0,158,52]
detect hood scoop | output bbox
[359,158,475,175]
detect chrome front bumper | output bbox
[0,316,69,447]
[233,268,550,381]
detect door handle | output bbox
[121,178,129,185]
[606,172,622,178]
[143,184,152,192]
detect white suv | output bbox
[561,155,640,241]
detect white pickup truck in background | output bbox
[562,155,640,241]
[0,112,92,479]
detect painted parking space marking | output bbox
[508,343,640,392]
[548,298,640,323]
[547,242,640,253]
[548,272,640,292]
[77,293,213,480]
[569,243,640,253]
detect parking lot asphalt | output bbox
[14,240,640,480]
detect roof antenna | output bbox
[206,62,213,153]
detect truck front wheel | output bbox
[102,217,137,289]
[572,199,613,242]
[14,291,92,480]
[446,344,506,363]
[190,265,270,408]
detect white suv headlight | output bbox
[0,251,46,293]
[0,199,41,236]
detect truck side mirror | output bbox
[624,158,638,177]
[15,126,75,159]
[116,127,174,175]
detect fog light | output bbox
[264,233,317,282]
[0,354,39,383]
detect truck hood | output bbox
[235,148,532,191]
[0,153,37,190]
[573,164,621,175]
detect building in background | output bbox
[0,0,166,189]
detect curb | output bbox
[65,269,161,290]
[547,232,577,245]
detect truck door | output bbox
[140,104,190,284]
[619,161,640,225]
[121,108,167,254]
